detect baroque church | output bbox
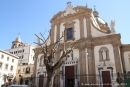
[33,3,130,87]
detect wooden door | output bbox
[65,66,74,87]
[102,71,112,87]
[39,74,44,87]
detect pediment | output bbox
[51,11,63,22]
[50,6,91,22]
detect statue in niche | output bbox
[102,50,107,60]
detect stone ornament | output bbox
[66,2,73,14]
[110,20,116,33]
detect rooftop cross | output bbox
[94,5,96,11]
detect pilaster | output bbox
[87,46,96,85]
[55,21,60,42]
[50,23,55,44]
[112,44,123,73]
[85,15,92,38]
[78,16,85,39]
[79,47,87,85]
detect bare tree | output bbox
[34,32,76,87]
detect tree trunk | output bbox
[46,71,55,87]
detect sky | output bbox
[0,0,130,50]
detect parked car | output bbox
[8,85,29,87]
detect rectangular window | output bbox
[67,27,73,39]
[1,55,4,59]
[12,59,14,62]
[26,67,30,73]
[0,62,2,69]
[18,70,20,74]
[5,64,8,70]
[22,55,24,59]
[10,66,13,71]
[7,57,9,61]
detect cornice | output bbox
[121,44,130,52]
[34,34,121,54]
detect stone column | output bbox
[112,44,123,73]
[78,16,85,39]
[79,47,87,85]
[85,15,92,38]
[87,46,96,86]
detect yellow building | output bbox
[15,64,34,86]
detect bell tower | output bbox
[11,34,23,48]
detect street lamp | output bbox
[86,51,90,84]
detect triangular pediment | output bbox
[51,11,63,21]
[50,6,91,22]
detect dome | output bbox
[95,17,106,25]
[15,34,21,42]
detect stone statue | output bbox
[110,20,116,33]
[102,50,107,60]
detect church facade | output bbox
[33,3,130,87]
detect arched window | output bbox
[19,44,21,47]
[13,44,16,48]
[99,47,110,61]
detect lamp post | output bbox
[86,51,90,85]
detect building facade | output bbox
[0,49,18,86]
[15,64,34,86]
[5,34,36,86]
[6,34,35,65]
[34,3,130,87]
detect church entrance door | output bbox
[65,66,74,87]
[39,74,44,87]
[102,71,112,87]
